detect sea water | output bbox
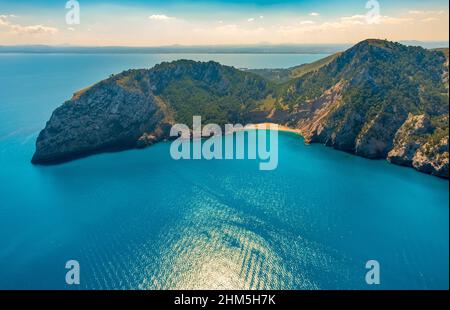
[0,54,448,289]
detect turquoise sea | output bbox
[0,54,448,289]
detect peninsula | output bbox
[31,39,449,178]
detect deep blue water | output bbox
[0,54,448,290]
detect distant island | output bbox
[31,39,449,178]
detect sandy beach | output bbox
[243,123,302,135]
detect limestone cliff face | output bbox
[385,113,448,177]
[31,70,173,164]
[387,114,432,166]
[413,137,449,178]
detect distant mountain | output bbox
[1,41,447,54]
[400,40,449,49]
[32,40,449,178]
[0,44,351,54]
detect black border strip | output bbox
[0,290,448,307]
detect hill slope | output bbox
[31,60,274,164]
[268,40,448,177]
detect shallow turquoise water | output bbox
[0,54,448,289]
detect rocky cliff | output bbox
[32,40,449,178]
[387,114,449,177]
[32,61,272,164]
[31,70,172,164]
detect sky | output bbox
[0,0,448,46]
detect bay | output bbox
[0,53,448,289]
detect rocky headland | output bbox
[32,39,449,178]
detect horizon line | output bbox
[0,39,449,49]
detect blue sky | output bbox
[0,0,448,45]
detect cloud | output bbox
[340,15,366,25]
[405,10,446,24]
[421,17,439,22]
[216,24,238,31]
[408,10,445,15]
[13,24,58,34]
[0,14,15,26]
[2,6,448,46]
[299,20,315,25]
[148,14,174,21]
[0,14,58,34]
[339,14,413,26]
[0,15,7,26]
[380,16,414,25]
[278,13,417,37]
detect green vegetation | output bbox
[147,60,275,126]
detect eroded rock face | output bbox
[296,81,346,145]
[387,114,449,178]
[387,114,432,166]
[31,71,172,164]
[413,139,449,178]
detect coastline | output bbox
[241,123,302,135]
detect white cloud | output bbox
[14,24,58,34]
[339,14,413,26]
[0,15,7,26]
[299,20,316,25]
[405,10,446,24]
[379,16,413,25]
[148,14,174,21]
[0,14,58,34]
[309,12,320,17]
[217,24,238,31]
[247,18,255,22]
[278,13,417,37]
[409,10,445,15]
[340,15,366,25]
[421,17,439,22]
